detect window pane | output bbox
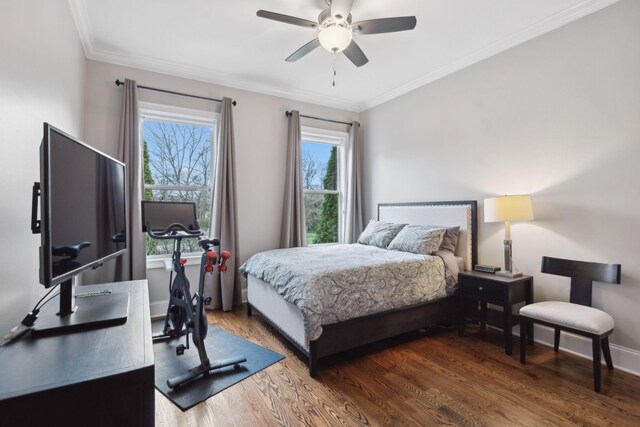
[305,193,338,244]
[142,117,214,256]
[301,142,337,191]
[144,189,211,255]
[304,193,322,243]
[143,120,212,187]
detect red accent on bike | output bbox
[205,251,217,272]
[179,258,187,265]
[219,251,231,272]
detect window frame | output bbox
[301,126,348,246]
[139,102,219,261]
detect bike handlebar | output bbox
[146,222,203,240]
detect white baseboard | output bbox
[514,324,640,377]
[150,300,168,319]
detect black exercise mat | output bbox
[152,322,284,411]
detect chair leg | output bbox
[592,337,602,393]
[554,328,561,352]
[520,318,527,364]
[602,337,614,370]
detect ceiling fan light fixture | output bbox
[257,3,416,67]
[318,25,352,53]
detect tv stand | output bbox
[0,280,154,426]
[31,278,129,337]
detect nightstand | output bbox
[458,271,534,355]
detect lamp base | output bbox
[496,270,523,278]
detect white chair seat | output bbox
[520,301,614,335]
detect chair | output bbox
[519,256,621,393]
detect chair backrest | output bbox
[541,256,621,307]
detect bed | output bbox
[242,201,478,376]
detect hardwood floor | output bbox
[156,306,640,426]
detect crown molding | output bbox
[87,48,364,112]
[67,0,94,59]
[360,0,621,111]
[69,0,619,114]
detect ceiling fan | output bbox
[257,0,417,67]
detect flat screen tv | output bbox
[32,123,129,336]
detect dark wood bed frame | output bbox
[247,200,478,377]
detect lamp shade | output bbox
[318,25,353,53]
[484,195,534,223]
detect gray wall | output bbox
[0,0,86,330]
[361,0,640,351]
[82,60,359,306]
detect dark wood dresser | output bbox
[0,280,154,426]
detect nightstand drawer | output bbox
[460,278,503,301]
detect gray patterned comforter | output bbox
[240,244,454,343]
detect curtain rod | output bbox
[285,110,355,127]
[114,79,237,106]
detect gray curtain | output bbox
[208,97,240,312]
[116,79,146,281]
[280,110,305,248]
[342,121,364,243]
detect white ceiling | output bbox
[68,0,619,112]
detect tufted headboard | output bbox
[378,200,478,271]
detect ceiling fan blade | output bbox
[343,40,369,67]
[286,39,321,62]
[257,10,317,29]
[331,0,354,21]
[353,16,417,34]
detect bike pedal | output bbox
[176,344,186,356]
[204,296,212,305]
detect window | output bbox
[140,103,218,255]
[301,127,347,245]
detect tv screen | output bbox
[40,123,127,288]
[31,124,129,336]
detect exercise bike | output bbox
[142,201,246,389]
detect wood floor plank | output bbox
[155,307,640,426]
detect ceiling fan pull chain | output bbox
[332,54,337,87]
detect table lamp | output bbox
[484,195,534,278]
